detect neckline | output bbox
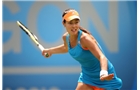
[68,30,81,49]
[68,35,78,49]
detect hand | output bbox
[42,49,52,58]
[100,73,114,81]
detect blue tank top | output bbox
[66,30,122,89]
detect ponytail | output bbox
[79,26,96,40]
[79,26,91,35]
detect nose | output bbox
[72,23,77,28]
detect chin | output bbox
[71,30,78,35]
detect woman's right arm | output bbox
[42,32,68,57]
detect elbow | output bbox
[98,55,107,61]
[63,47,68,53]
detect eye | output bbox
[68,22,73,24]
[76,21,79,24]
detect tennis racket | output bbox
[17,21,49,57]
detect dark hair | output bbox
[62,8,91,34]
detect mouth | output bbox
[71,29,77,32]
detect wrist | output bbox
[100,70,108,77]
[49,48,53,54]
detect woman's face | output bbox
[63,19,80,35]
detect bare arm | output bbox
[80,33,114,81]
[80,34,107,70]
[49,44,67,54]
[42,32,68,57]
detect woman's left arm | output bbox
[81,34,107,70]
[80,34,114,81]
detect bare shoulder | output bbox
[80,32,96,45]
[62,32,68,41]
[62,32,68,49]
[81,32,93,41]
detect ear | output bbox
[62,21,66,27]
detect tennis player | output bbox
[42,9,122,90]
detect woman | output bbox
[42,9,122,90]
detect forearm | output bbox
[99,56,108,70]
[49,44,68,54]
[99,56,115,81]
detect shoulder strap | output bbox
[78,30,82,41]
[66,34,70,50]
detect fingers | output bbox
[42,49,46,56]
[100,73,114,81]
[42,49,51,58]
[44,53,50,57]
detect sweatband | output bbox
[100,70,108,76]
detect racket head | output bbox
[17,21,39,43]
[17,21,49,57]
[17,21,29,35]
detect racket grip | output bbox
[45,53,49,57]
[38,44,49,57]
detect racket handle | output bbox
[38,44,49,57]
[45,53,49,57]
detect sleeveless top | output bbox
[66,30,122,89]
